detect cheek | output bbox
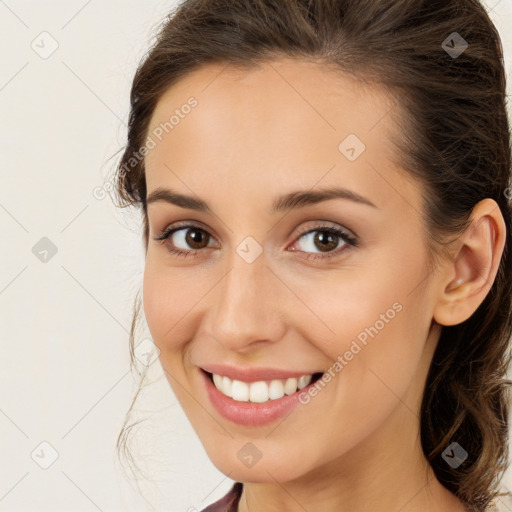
[142,257,194,351]
[142,253,221,362]
[290,248,432,400]
[286,267,410,358]
[302,240,430,355]
[276,264,432,458]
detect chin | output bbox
[206,447,311,484]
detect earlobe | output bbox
[433,198,506,327]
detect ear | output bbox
[433,198,507,327]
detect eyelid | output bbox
[293,220,356,239]
[154,220,355,241]
[288,223,358,257]
[153,220,216,241]
[154,219,358,259]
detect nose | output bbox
[207,251,287,352]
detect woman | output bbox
[113,1,512,510]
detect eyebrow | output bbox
[145,186,378,213]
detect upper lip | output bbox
[200,364,323,383]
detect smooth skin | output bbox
[142,58,506,512]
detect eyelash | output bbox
[154,222,358,261]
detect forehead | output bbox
[144,58,420,214]
[147,57,398,142]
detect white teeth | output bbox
[222,375,233,397]
[213,373,223,390]
[268,380,284,400]
[298,375,312,389]
[231,380,249,401]
[211,373,316,402]
[249,381,268,403]
[284,377,298,395]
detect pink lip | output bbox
[200,364,322,383]
[200,368,314,426]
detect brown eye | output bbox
[181,227,210,249]
[289,225,357,261]
[154,222,358,260]
[311,231,339,252]
[154,224,216,257]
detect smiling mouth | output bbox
[203,370,324,403]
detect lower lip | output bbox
[200,369,318,426]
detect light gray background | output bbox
[1,1,511,511]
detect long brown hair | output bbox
[112,1,512,509]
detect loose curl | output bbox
[111,1,512,510]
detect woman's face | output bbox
[142,58,445,483]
